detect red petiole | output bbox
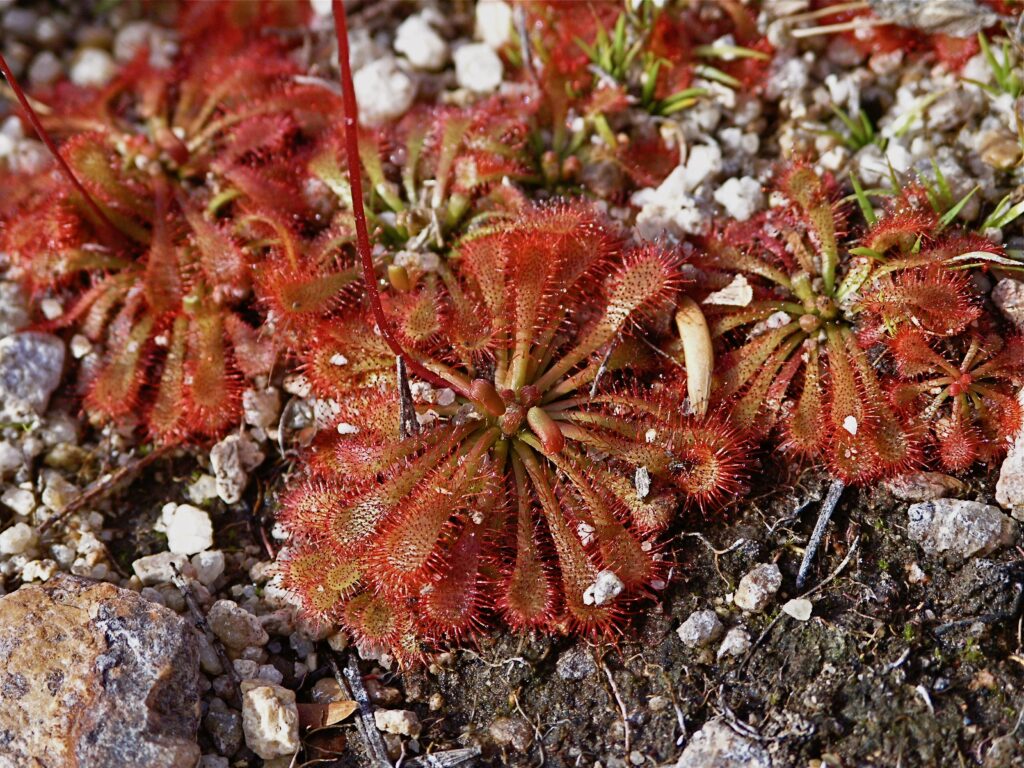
[330,0,469,398]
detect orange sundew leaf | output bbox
[223,313,276,378]
[281,542,362,619]
[518,447,618,634]
[728,332,805,432]
[717,322,804,401]
[183,306,241,436]
[436,267,494,363]
[144,177,183,316]
[255,257,360,336]
[182,203,249,295]
[148,315,188,441]
[366,429,498,594]
[784,342,826,456]
[302,315,395,400]
[859,267,980,339]
[551,451,657,589]
[85,308,155,420]
[279,476,386,553]
[341,592,417,660]
[456,227,510,322]
[663,416,748,509]
[501,456,559,630]
[936,413,980,472]
[417,522,488,639]
[535,243,683,391]
[388,279,443,350]
[63,133,153,222]
[284,424,472,553]
[886,327,957,379]
[75,273,136,341]
[976,389,1023,462]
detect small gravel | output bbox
[907,499,1017,560]
[717,627,751,660]
[353,56,416,125]
[240,681,300,760]
[733,563,782,613]
[207,600,270,650]
[454,42,503,93]
[676,609,724,648]
[375,709,422,738]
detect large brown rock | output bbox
[0,574,201,768]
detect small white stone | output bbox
[50,543,74,567]
[337,422,359,435]
[329,353,348,366]
[908,499,1017,560]
[234,659,260,680]
[676,718,769,767]
[782,598,813,621]
[576,522,596,547]
[1,487,35,517]
[907,562,926,584]
[842,415,858,435]
[241,682,300,760]
[436,388,456,407]
[187,474,219,505]
[0,441,22,477]
[374,709,422,737]
[70,48,117,88]
[75,530,104,555]
[703,274,753,307]
[113,20,178,68]
[160,503,213,555]
[242,388,281,431]
[131,551,188,586]
[41,473,77,512]
[676,609,724,648]
[353,57,416,125]
[21,558,57,582]
[475,0,513,49]
[0,522,36,555]
[582,569,624,606]
[27,51,61,87]
[885,472,966,502]
[39,298,62,320]
[682,144,723,193]
[733,563,782,612]
[454,43,503,94]
[713,176,764,221]
[717,627,751,659]
[993,279,1024,331]
[191,550,225,586]
[309,0,333,17]
[394,14,449,71]
[634,466,651,500]
[69,334,92,359]
[210,434,265,505]
[209,600,270,649]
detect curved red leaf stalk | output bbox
[0,52,122,242]
[330,0,465,398]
